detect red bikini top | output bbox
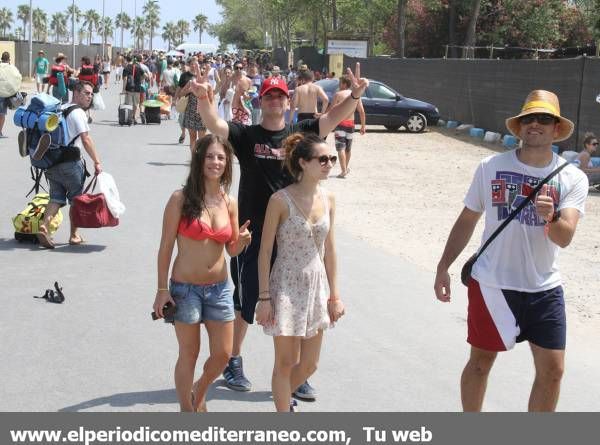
[178,217,232,243]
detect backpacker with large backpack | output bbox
[13,93,85,197]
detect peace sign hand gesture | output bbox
[190,62,214,103]
[345,62,369,99]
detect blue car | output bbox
[314,78,440,132]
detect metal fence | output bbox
[344,55,600,150]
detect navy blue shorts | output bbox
[230,227,276,324]
[467,279,566,351]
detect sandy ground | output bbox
[324,126,600,341]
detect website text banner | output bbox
[1,413,598,445]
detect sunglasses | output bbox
[311,155,337,166]
[591,142,599,146]
[234,66,243,70]
[518,113,558,126]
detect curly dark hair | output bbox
[181,134,234,221]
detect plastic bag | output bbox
[96,172,126,218]
[92,93,106,110]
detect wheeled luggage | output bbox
[142,99,162,124]
[118,93,133,126]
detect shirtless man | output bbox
[231,61,252,125]
[288,70,329,124]
[330,75,366,177]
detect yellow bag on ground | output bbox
[12,193,62,238]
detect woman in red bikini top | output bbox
[153,134,251,412]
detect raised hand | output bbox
[346,62,369,98]
[238,220,252,247]
[535,184,556,222]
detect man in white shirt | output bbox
[37,80,103,248]
[434,90,588,411]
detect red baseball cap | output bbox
[259,77,289,97]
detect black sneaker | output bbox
[32,133,51,161]
[293,380,317,401]
[18,130,28,157]
[223,356,252,391]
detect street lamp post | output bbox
[72,0,76,64]
[102,0,105,59]
[28,0,32,79]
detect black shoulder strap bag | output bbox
[460,160,569,286]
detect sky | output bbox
[2,0,222,49]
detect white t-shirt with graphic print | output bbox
[464,149,588,292]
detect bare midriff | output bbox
[171,236,228,285]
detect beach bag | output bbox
[175,95,188,113]
[13,193,63,243]
[0,62,22,97]
[96,172,126,218]
[70,175,119,228]
[92,93,105,110]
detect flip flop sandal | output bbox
[37,231,55,249]
[53,281,66,303]
[69,236,85,245]
[34,288,64,304]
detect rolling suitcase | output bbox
[118,93,133,126]
[144,105,161,124]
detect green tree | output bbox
[50,12,67,43]
[82,9,101,45]
[143,1,160,52]
[17,4,30,41]
[65,4,82,44]
[0,7,13,38]
[32,8,48,42]
[98,16,114,48]
[162,22,178,50]
[115,12,131,50]
[193,13,208,43]
[176,19,190,46]
[133,16,146,50]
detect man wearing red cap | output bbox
[434,90,589,411]
[191,63,368,398]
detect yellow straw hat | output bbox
[505,90,574,142]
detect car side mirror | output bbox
[395,95,401,101]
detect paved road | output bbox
[1,83,598,412]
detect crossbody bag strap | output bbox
[473,160,569,262]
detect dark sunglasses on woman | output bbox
[311,155,337,166]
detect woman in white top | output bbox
[102,55,111,89]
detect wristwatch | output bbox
[550,209,561,223]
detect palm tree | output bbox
[133,16,145,51]
[192,14,208,44]
[176,19,190,46]
[0,7,13,38]
[65,4,81,44]
[82,9,100,45]
[115,12,131,51]
[17,4,30,41]
[161,22,177,50]
[50,12,67,43]
[98,16,114,48]
[32,8,48,42]
[142,1,160,52]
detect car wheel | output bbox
[406,113,427,133]
[384,125,401,132]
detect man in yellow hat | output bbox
[434,90,589,411]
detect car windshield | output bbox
[316,79,339,92]
[369,83,398,100]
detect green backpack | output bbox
[13,193,63,243]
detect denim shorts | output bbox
[0,97,7,115]
[44,160,85,206]
[169,278,235,324]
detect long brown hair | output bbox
[181,134,234,220]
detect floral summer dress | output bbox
[264,187,332,338]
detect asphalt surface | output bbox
[0,82,598,412]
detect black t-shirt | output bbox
[228,119,321,228]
